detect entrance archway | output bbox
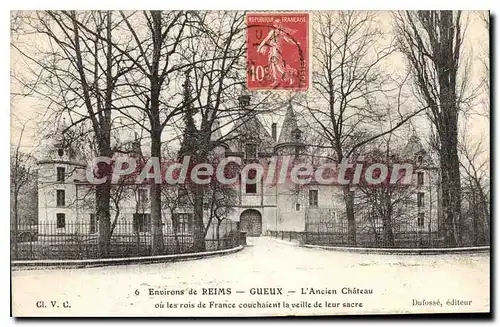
[240,209,262,237]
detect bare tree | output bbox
[12,11,134,257]
[356,133,425,247]
[477,11,490,119]
[161,185,184,252]
[394,11,471,245]
[175,11,248,251]
[458,131,490,245]
[204,176,238,249]
[94,10,199,255]
[176,11,287,250]
[306,11,425,245]
[10,119,37,258]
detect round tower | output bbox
[274,102,305,158]
[37,123,87,237]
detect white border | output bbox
[3,2,496,326]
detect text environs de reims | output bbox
[148,287,373,296]
[147,287,373,297]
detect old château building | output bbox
[36,94,442,243]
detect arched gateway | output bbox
[239,209,262,237]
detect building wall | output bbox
[37,157,87,235]
[37,138,442,237]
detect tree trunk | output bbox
[444,119,462,245]
[110,204,120,236]
[150,132,165,255]
[170,210,180,253]
[472,192,478,245]
[216,219,222,250]
[440,156,457,247]
[96,137,112,258]
[436,11,462,246]
[342,185,356,246]
[381,193,395,247]
[148,13,166,255]
[13,192,19,259]
[193,187,206,251]
[97,182,111,257]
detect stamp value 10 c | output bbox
[246,12,309,91]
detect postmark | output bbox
[246,12,309,91]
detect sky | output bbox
[10,10,490,165]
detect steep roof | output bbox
[210,114,223,142]
[277,102,301,144]
[403,134,426,156]
[225,110,275,153]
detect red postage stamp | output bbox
[246,12,309,91]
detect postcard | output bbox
[10,10,490,317]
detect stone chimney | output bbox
[271,123,277,141]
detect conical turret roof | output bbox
[277,102,301,144]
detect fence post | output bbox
[239,231,247,246]
[297,232,305,246]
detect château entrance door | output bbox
[240,209,262,236]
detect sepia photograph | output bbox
[9,7,491,317]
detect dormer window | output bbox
[245,143,257,159]
[57,149,64,157]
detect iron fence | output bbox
[267,230,303,242]
[267,219,490,248]
[11,219,240,260]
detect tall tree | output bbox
[458,131,490,245]
[109,10,193,254]
[12,11,131,257]
[177,11,247,251]
[10,119,36,258]
[307,11,425,245]
[394,11,469,245]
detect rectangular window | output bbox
[246,183,257,194]
[245,143,257,159]
[57,167,65,182]
[309,190,318,207]
[137,188,149,207]
[417,172,424,186]
[56,190,65,207]
[56,213,65,228]
[245,169,257,194]
[174,213,193,234]
[418,212,425,228]
[417,192,424,208]
[90,214,98,234]
[295,203,301,211]
[133,213,151,233]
